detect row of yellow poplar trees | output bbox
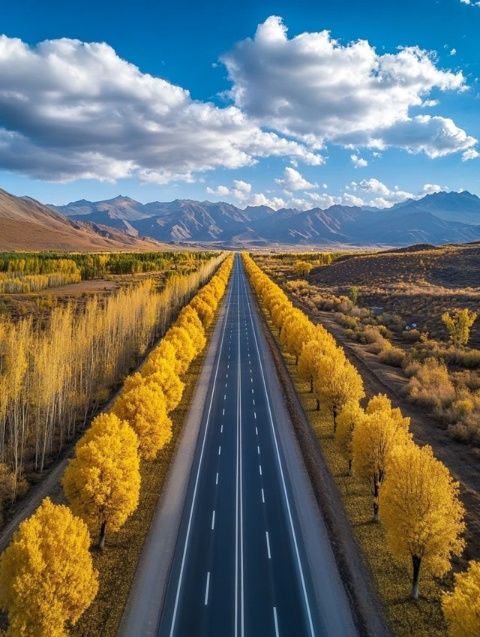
[242,253,479,637]
[0,255,234,637]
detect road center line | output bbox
[261,488,265,503]
[211,510,216,530]
[266,531,271,559]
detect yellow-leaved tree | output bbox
[442,560,480,637]
[143,363,184,412]
[313,351,364,428]
[62,412,141,549]
[352,394,411,521]
[0,497,98,637]
[441,308,477,349]
[113,383,172,460]
[163,325,196,375]
[176,306,206,355]
[380,443,465,599]
[335,400,365,474]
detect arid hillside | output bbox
[310,243,480,345]
[0,188,163,251]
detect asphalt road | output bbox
[155,255,357,637]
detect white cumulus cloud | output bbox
[275,166,316,191]
[0,35,322,183]
[222,16,477,159]
[351,154,368,168]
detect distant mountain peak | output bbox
[47,189,480,247]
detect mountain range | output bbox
[0,189,164,251]
[52,190,480,247]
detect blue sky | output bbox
[0,0,479,208]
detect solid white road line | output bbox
[273,606,280,637]
[211,510,216,531]
[167,261,234,637]
[204,572,210,606]
[266,531,271,559]
[242,268,316,637]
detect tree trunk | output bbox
[411,555,421,600]
[98,520,107,550]
[295,354,298,365]
[372,480,380,522]
[333,406,338,433]
[316,398,320,411]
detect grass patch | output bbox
[265,315,448,637]
[71,332,211,637]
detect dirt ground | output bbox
[289,294,480,568]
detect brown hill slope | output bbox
[311,243,480,288]
[0,189,163,251]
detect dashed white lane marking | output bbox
[250,378,253,384]
[211,510,216,530]
[257,445,260,455]
[221,424,223,433]
[216,472,219,485]
[254,412,257,419]
[255,426,258,436]
[218,445,222,456]
[224,394,226,400]
[261,488,265,503]
[222,408,225,416]
[266,531,271,559]
[259,465,262,476]
[204,572,211,606]
[253,399,255,406]
[273,607,279,637]
[251,389,254,395]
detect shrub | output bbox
[402,328,421,343]
[407,358,456,411]
[335,313,359,329]
[379,344,406,367]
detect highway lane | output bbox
[157,254,357,637]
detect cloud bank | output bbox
[0,35,321,183]
[222,16,476,158]
[0,16,476,185]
